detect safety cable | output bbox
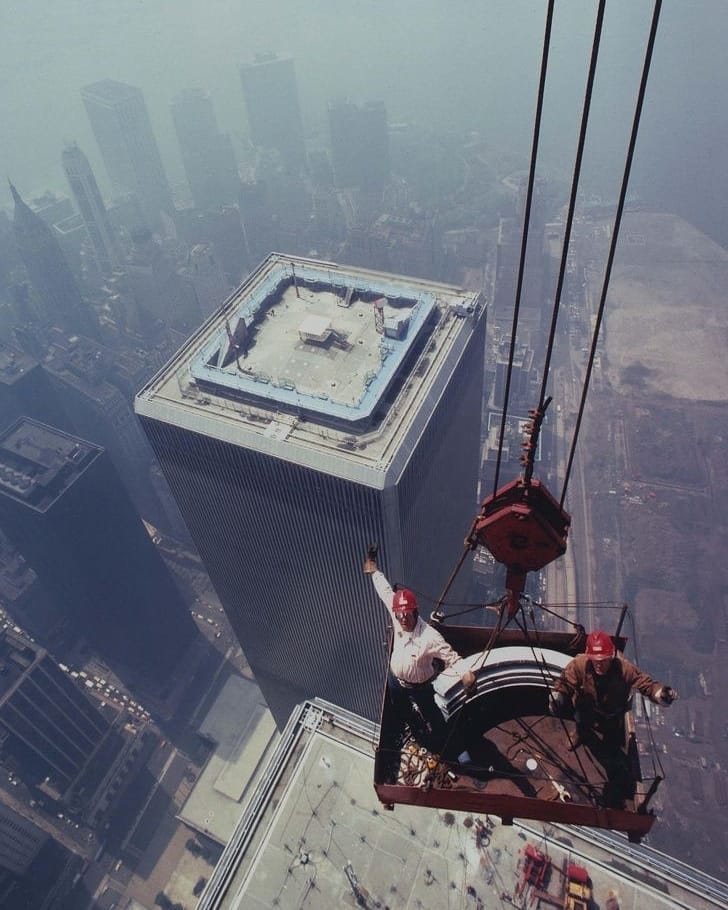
[434,601,511,764]
[561,0,663,507]
[537,0,606,412]
[493,0,555,496]
[508,717,603,803]
[513,607,592,783]
[625,609,666,780]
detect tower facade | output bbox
[137,254,485,724]
[0,420,196,679]
[10,184,99,339]
[171,89,240,211]
[239,54,306,173]
[81,80,174,229]
[328,99,390,192]
[62,143,121,274]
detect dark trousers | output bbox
[574,697,625,750]
[388,671,447,752]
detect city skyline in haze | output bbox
[2,2,728,247]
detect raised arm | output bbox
[363,546,394,618]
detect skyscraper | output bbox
[0,344,69,434]
[9,183,99,339]
[180,243,233,319]
[62,142,121,274]
[41,333,172,529]
[0,629,110,795]
[328,99,390,191]
[239,54,306,173]
[170,88,240,211]
[81,79,174,229]
[0,802,47,876]
[137,254,485,725]
[0,420,196,679]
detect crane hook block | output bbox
[472,478,571,611]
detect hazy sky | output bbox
[2,1,726,242]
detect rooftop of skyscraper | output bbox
[80,79,141,104]
[0,419,98,510]
[136,254,482,482]
[0,628,42,701]
[241,52,293,70]
[197,698,728,910]
[0,345,38,388]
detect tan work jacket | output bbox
[554,654,662,719]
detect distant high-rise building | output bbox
[0,801,47,876]
[0,420,196,678]
[81,79,174,229]
[180,243,232,318]
[29,192,75,229]
[0,629,110,795]
[62,143,120,274]
[137,254,486,725]
[177,205,250,286]
[0,344,69,434]
[170,88,240,212]
[328,99,390,192]
[41,333,171,527]
[239,54,306,173]
[9,183,99,339]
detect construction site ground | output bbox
[575,211,728,880]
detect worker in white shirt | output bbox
[364,548,476,759]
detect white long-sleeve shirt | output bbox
[371,570,462,684]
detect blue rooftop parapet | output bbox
[189,259,437,425]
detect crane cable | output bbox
[492,0,555,496]
[439,0,603,611]
[536,0,606,418]
[436,2,666,786]
[434,0,557,619]
[561,0,663,507]
[441,0,663,614]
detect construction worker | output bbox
[363,548,476,758]
[549,630,677,748]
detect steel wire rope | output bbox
[624,608,666,781]
[511,605,594,784]
[424,602,512,773]
[507,717,603,802]
[492,0,555,496]
[438,0,607,618]
[560,0,663,508]
[536,0,606,415]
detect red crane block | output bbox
[473,478,571,613]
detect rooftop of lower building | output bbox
[197,698,728,910]
[0,418,99,511]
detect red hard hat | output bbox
[392,588,418,614]
[585,630,616,660]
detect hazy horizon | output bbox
[2,1,726,243]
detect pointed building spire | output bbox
[8,181,39,234]
[8,180,23,206]
[9,178,100,340]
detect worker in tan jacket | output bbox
[550,630,676,748]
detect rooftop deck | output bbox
[136,254,483,483]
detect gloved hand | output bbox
[657,685,677,706]
[363,544,378,574]
[549,690,568,716]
